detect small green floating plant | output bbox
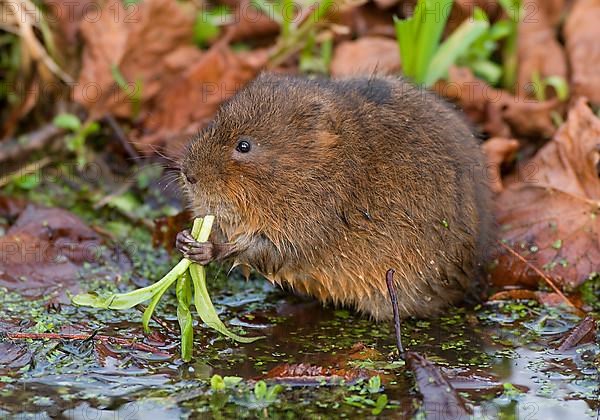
[73,216,263,361]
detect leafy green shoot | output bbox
[457,8,512,85]
[394,0,489,87]
[252,0,335,69]
[530,71,570,102]
[497,0,522,91]
[194,5,232,47]
[53,113,100,169]
[73,216,264,362]
[110,65,143,118]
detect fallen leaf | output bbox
[448,0,503,33]
[264,363,369,386]
[491,99,600,289]
[0,342,32,369]
[336,3,396,38]
[482,138,520,193]
[44,0,96,45]
[437,66,562,139]
[0,202,129,299]
[488,289,569,306]
[229,0,280,42]
[516,0,568,98]
[330,36,400,77]
[74,0,197,118]
[564,0,600,104]
[140,44,267,155]
[262,343,382,386]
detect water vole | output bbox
[176,73,493,320]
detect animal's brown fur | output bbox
[180,74,494,320]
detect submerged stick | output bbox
[385,269,405,358]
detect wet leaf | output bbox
[491,99,600,289]
[564,0,600,104]
[516,0,568,99]
[0,203,125,299]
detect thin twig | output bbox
[104,115,140,160]
[385,269,405,359]
[0,156,53,188]
[3,331,171,356]
[0,123,63,163]
[497,241,576,309]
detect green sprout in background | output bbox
[394,0,489,87]
[252,0,335,68]
[53,113,100,169]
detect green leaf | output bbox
[211,374,225,391]
[254,380,267,400]
[424,18,489,87]
[189,258,263,343]
[544,76,570,102]
[223,376,243,387]
[53,113,81,132]
[413,0,454,85]
[176,272,194,361]
[372,394,388,415]
[394,15,416,79]
[367,375,381,393]
[469,59,503,85]
[14,173,40,190]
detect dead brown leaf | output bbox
[516,0,568,98]
[229,0,280,42]
[488,289,570,306]
[490,99,600,289]
[263,363,369,386]
[74,0,197,119]
[482,138,520,193]
[564,0,600,104]
[336,3,396,38]
[437,66,562,139]
[0,200,130,299]
[45,0,96,45]
[330,36,400,77]
[140,44,267,155]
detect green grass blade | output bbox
[413,0,454,85]
[424,19,489,87]
[394,15,416,79]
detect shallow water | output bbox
[0,274,598,419]
[0,165,598,419]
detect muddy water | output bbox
[0,272,598,419]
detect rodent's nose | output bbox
[183,170,198,184]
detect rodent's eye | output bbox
[236,140,251,153]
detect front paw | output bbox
[176,229,215,265]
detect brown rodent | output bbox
[176,73,493,320]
